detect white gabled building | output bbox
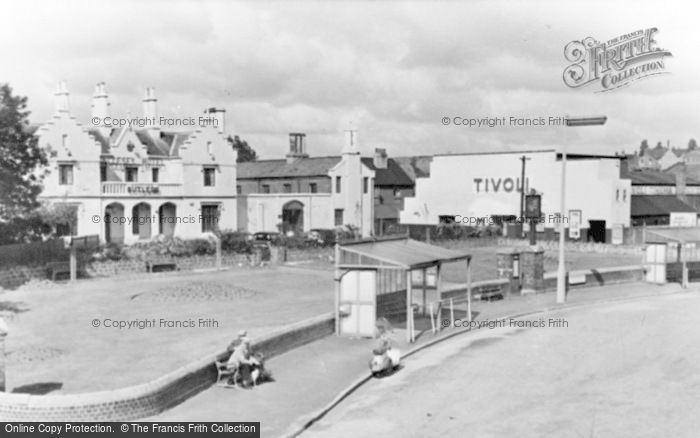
[36,82,237,244]
[400,150,631,242]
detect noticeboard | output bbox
[71,235,100,250]
[524,194,541,220]
[569,210,582,239]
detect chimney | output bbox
[342,129,359,155]
[286,133,309,164]
[204,107,226,134]
[54,80,70,114]
[676,163,687,201]
[373,148,388,169]
[91,82,110,137]
[142,87,159,131]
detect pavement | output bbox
[303,290,700,438]
[148,281,690,438]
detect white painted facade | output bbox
[36,82,237,244]
[238,130,375,237]
[400,150,631,230]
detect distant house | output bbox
[236,133,413,237]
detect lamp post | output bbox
[557,115,607,304]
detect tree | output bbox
[639,139,649,155]
[0,84,48,226]
[228,135,258,163]
[689,138,698,150]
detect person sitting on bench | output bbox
[226,337,256,388]
[227,330,248,353]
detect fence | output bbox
[0,239,70,267]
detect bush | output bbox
[219,230,253,253]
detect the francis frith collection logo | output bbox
[563,28,672,92]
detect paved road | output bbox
[303,292,700,438]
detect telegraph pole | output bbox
[557,115,607,304]
[519,155,530,237]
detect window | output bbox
[262,184,270,194]
[622,189,627,202]
[58,164,73,185]
[236,185,242,195]
[203,167,216,187]
[206,141,212,155]
[100,164,107,182]
[616,189,619,201]
[283,183,292,193]
[363,177,369,194]
[125,167,138,182]
[335,176,341,193]
[152,168,159,183]
[309,183,317,193]
[201,205,220,232]
[334,209,344,226]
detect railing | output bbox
[101,182,182,196]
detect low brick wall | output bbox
[544,265,645,291]
[0,254,251,290]
[0,313,335,421]
[497,238,643,255]
[440,278,510,301]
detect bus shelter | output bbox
[645,227,700,287]
[334,237,472,343]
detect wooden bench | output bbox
[215,359,239,388]
[145,260,178,273]
[46,262,72,281]
[478,285,504,302]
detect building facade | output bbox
[236,131,376,237]
[400,150,631,241]
[36,82,237,244]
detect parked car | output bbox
[306,228,336,245]
[248,232,282,244]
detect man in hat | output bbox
[227,330,248,353]
[226,337,255,388]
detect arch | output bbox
[282,200,304,236]
[105,202,125,244]
[131,202,152,240]
[158,202,177,237]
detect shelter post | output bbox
[422,267,427,317]
[436,263,443,328]
[467,257,472,322]
[406,269,413,343]
[334,244,341,335]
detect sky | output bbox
[1,0,698,159]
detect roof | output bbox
[339,237,470,270]
[88,128,111,154]
[237,157,341,179]
[393,156,433,181]
[624,170,700,186]
[361,157,413,186]
[135,130,171,156]
[631,195,698,216]
[645,227,700,244]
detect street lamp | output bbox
[557,115,607,304]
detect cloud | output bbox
[0,0,697,159]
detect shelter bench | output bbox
[478,285,504,301]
